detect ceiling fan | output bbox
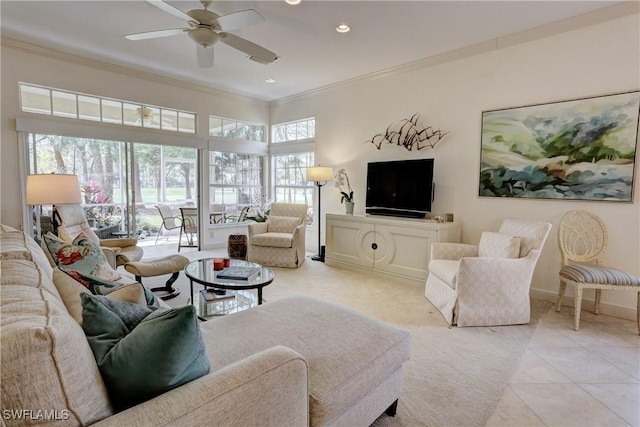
[125,0,278,68]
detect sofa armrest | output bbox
[91,346,309,427]
[100,238,139,248]
[248,222,268,237]
[431,242,478,260]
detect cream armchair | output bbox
[247,203,308,268]
[425,218,551,327]
[55,204,143,268]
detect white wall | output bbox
[270,13,640,317]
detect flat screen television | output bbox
[365,158,434,218]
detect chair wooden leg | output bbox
[574,286,583,331]
[556,280,567,312]
[385,399,398,417]
[594,289,601,315]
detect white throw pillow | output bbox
[478,232,521,258]
[267,216,301,233]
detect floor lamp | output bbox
[307,166,333,262]
[26,174,82,237]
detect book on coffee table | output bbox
[201,289,236,303]
[216,266,261,282]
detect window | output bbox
[209,116,266,142]
[19,83,196,134]
[273,152,314,207]
[209,151,264,220]
[26,133,198,236]
[271,118,315,143]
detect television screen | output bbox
[366,158,434,218]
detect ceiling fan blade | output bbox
[219,32,278,64]
[145,0,196,24]
[125,28,188,40]
[197,45,214,68]
[215,9,264,31]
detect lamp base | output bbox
[311,245,326,262]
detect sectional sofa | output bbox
[0,224,411,426]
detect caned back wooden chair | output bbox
[556,210,640,334]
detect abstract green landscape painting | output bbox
[480,91,639,201]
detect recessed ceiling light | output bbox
[265,78,276,83]
[285,0,301,5]
[336,24,351,33]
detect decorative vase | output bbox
[344,201,355,215]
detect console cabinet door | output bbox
[373,224,435,280]
[326,217,375,268]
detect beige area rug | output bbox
[125,251,551,427]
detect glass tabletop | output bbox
[184,258,274,290]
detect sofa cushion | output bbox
[1,284,114,425]
[59,267,158,307]
[267,215,301,233]
[0,227,53,277]
[428,259,460,289]
[44,232,121,281]
[81,294,210,411]
[251,232,294,248]
[53,268,147,325]
[478,232,521,259]
[199,296,410,426]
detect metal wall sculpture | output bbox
[367,113,448,151]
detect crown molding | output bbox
[1,36,269,107]
[271,1,639,107]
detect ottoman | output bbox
[124,254,189,300]
[200,296,411,426]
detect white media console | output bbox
[325,213,461,284]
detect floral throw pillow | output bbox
[43,232,121,281]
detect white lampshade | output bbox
[26,174,82,205]
[307,166,334,183]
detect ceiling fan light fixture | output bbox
[336,23,351,33]
[285,0,301,4]
[265,78,275,83]
[188,27,219,47]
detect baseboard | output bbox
[530,288,637,321]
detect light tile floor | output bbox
[486,307,640,427]
[137,237,640,427]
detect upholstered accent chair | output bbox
[55,204,143,268]
[247,203,308,268]
[425,218,552,327]
[556,210,640,334]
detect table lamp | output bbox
[307,166,333,262]
[26,174,82,236]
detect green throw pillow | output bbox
[43,232,120,281]
[81,294,211,411]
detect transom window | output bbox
[19,83,196,134]
[271,118,315,143]
[209,116,266,142]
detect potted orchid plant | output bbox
[334,169,355,214]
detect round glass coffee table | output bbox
[185,259,274,317]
